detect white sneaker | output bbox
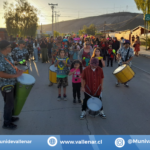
[80,111,86,120]
[116,82,120,87]
[99,110,106,119]
[124,83,129,87]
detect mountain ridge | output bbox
[38,12,144,33]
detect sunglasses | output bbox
[86,44,90,45]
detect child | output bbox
[92,47,105,68]
[55,49,71,101]
[107,45,114,67]
[69,60,82,103]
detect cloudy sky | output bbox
[0,0,142,28]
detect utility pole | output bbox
[48,3,58,36]
[57,14,60,32]
[55,11,57,31]
[126,5,128,12]
[54,11,60,31]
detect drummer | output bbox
[0,40,23,130]
[80,58,106,119]
[11,40,29,64]
[116,40,134,87]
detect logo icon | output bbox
[47,136,58,147]
[128,139,132,144]
[115,138,125,148]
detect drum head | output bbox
[17,74,35,85]
[113,64,126,74]
[87,97,102,111]
[17,65,29,71]
[49,65,57,72]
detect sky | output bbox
[0,0,143,28]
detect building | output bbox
[131,25,150,37]
[0,28,8,40]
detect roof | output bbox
[132,25,149,31]
[0,28,7,32]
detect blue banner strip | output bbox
[0,135,150,150]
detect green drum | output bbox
[13,74,36,116]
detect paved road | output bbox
[0,56,150,135]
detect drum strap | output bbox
[1,85,14,93]
[5,58,18,72]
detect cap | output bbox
[0,40,11,50]
[124,40,130,44]
[90,58,99,66]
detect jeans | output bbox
[1,87,15,124]
[34,48,38,61]
[72,83,81,99]
[82,93,103,111]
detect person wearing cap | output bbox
[116,40,134,87]
[0,40,23,130]
[11,40,29,64]
[80,58,106,119]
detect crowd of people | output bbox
[0,34,139,129]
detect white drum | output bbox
[87,97,102,117]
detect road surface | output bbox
[0,56,150,135]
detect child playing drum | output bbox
[69,60,83,104]
[55,49,71,101]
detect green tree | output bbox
[54,30,60,37]
[134,0,150,49]
[78,24,97,35]
[134,0,150,14]
[3,0,39,37]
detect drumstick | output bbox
[84,91,94,98]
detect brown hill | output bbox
[38,12,144,33]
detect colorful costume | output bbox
[55,56,70,88]
[52,43,63,64]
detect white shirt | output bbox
[33,43,40,49]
